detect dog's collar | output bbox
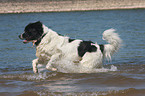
[34,33,47,46]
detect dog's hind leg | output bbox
[32,58,38,73]
[80,52,103,69]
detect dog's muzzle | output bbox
[18,34,24,40]
[18,34,29,44]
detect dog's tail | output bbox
[101,28,122,60]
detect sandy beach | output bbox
[0,0,145,13]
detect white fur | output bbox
[32,26,122,73]
[103,28,122,60]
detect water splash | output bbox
[22,72,57,81]
[0,72,57,81]
[92,65,117,73]
[55,61,118,73]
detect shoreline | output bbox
[0,0,145,14]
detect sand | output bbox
[0,0,145,13]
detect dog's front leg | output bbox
[46,53,61,71]
[32,58,38,73]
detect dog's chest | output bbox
[35,46,51,63]
[35,44,60,62]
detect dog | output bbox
[19,21,122,73]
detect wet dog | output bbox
[19,21,122,73]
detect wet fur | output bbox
[19,21,122,73]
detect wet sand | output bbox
[0,0,145,13]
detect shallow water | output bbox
[0,9,145,96]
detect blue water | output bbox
[0,9,145,96]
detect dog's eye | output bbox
[30,29,36,33]
[22,33,29,38]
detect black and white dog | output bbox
[19,21,122,73]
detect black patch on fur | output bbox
[78,41,97,57]
[69,38,75,43]
[99,44,104,53]
[23,21,43,41]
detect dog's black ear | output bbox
[34,21,43,36]
[34,21,43,28]
[35,21,42,24]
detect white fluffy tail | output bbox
[102,28,122,60]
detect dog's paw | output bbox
[46,65,57,71]
[51,68,57,71]
[46,65,51,70]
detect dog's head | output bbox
[19,21,44,45]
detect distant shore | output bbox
[0,0,145,13]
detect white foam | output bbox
[92,65,117,73]
[20,72,57,81]
[36,60,118,73]
[55,60,118,73]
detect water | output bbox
[0,9,145,96]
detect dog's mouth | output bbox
[23,40,29,44]
[19,33,43,46]
[19,35,34,44]
[23,39,37,46]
